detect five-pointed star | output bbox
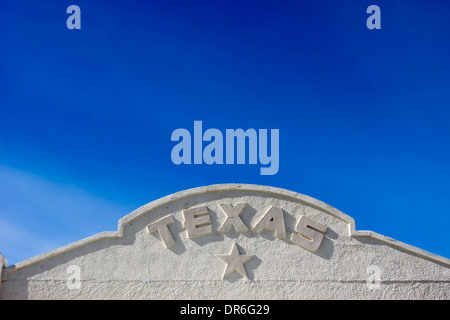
[215,242,254,279]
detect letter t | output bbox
[146,215,176,248]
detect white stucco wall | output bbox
[1,184,449,300]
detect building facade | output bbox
[1,184,449,299]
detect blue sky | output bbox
[1,0,449,264]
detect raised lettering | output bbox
[146,215,176,248]
[252,206,286,238]
[290,215,327,252]
[218,203,249,233]
[183,206,213,239]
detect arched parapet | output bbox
[1,184,449,300]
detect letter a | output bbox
[67,5,81,30]
[252,206,286,238]
[366,5,381,30]
[171,128,192,164]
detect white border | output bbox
[5,183,449,275]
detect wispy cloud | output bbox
[0,217,59,265]
[0,165,134,265]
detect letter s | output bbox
[290,215,327,252]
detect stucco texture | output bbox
[1,184,449,300]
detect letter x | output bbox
[218,203,249,232]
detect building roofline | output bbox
[5,183,449,275]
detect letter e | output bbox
[183,206,212,239]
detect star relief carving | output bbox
[215,242,254,279]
